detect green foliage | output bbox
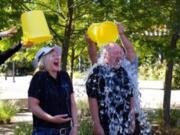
[79,117,93,135]
[146,109,163,125]
[154,127,180,135]
[139,63,165,80]
[77,100,93,135]
[0,100,18,123]
[172,64,180,89]
[147,108,180,128]
[73,71,87,79]
[139,62,180,89]
[14,122,32,135]
[14,100,93,135]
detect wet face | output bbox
[44,50,61,72]
[104,43,124,67]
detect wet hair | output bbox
[97,43,126,65]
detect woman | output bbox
[28,45,78,135]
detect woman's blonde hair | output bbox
[34,55,48,74]
[33,45,62,74]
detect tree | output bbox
[163,0,180,127]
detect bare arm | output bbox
[130,97,136,133]
[0,27,17,38]
[28,97,71,124]
[85,34,97,64]
[117,23,136,62]
[70,94,78,126]
[69,94,78,135]
[88,98,105,135]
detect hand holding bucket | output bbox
[87,23,100,43]
[87,21,119,46]
[21,10,53,46]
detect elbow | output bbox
[28,97,39,112]
[28,102,33,112]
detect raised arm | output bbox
[117,22,136,62]
[85,34,97,65]
[0,26,17,38]
[0,42,22,65]
[0,41,33,65]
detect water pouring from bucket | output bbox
[21,10,53,46]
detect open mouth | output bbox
[53,61,59,67]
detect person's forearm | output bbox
[29,103,54,123]
[86,35,97,64]
[70,94,78,127]
[87,41,97,64]
[130,97,134,112]
[0,31,7,37]
[130,97,136,122]
[88,98,101,125]
[120,33,136,62]
[0,42,22,65]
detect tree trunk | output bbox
[163,32,179,127]
[70,46,75,81]
[61,0,74,71]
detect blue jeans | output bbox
[32,127,71,135]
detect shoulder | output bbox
[91,65,104,74]
[32,71,47,81]
[117,67,128,76]
[59,70,70,77]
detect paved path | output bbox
[0,76,179,109]
[0,76,180,135]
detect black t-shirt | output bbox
[28,70,73,129]
[86,65,133,135]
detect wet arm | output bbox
[120,33,136,62]
[85,35,97,65]
[88,98,101,126]
[89,98,105,135]
[117,23,136,62]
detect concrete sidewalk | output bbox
[0,76,179,135]
[0,76,180,109]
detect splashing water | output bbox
[86,48,151,135]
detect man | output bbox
[85,22,151,135]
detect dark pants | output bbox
[32,127,71,135]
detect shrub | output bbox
[139,62,180,89]
[14,122,32,135]
[73,71,87,79]
[139,63,165,80]
[147,108,180,128]
[13,100,93,135]
[172,64,180,89]
[77,100,93,135]
[0,100,18,123]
